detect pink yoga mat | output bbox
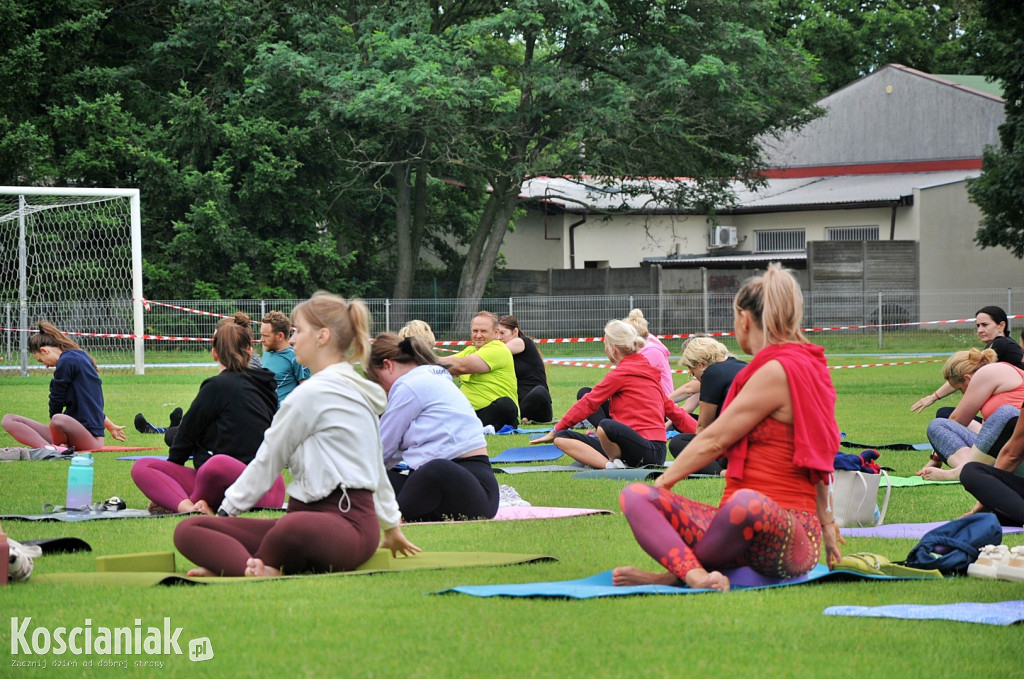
[410,506,612,525]
[80,446,163,452]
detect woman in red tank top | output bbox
[614,264,843,592]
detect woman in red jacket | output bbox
[530,320,695,469]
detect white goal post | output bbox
[0,187,144,375]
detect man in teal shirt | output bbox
[439,311,519,429]
[260,311,310,405]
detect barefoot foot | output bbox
[684,568,731,592]
[192,499,214,516]
[244,558,281,578]
[186,567,218,577]
[612,566,681,587]
[919,466,956,481]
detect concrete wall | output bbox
[916,181,1024,320]
[761,65,1004,168]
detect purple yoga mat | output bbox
[842,521,1024,539]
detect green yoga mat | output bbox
[31,550,558,587]
[882,475,960,488]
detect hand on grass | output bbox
[961,501,985,518]
[107,422,127,442]
[529,431,556,445]
[381,526,421,558]
[910,394,936,413]
[823,522,845,570]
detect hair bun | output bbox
[398,337,415,355]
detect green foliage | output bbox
[969,0,1024,259]
[775,0,986,94]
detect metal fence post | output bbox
[877,291,883,349]
[385,298,390,333]
[509,297,513,318]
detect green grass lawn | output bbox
[0,357,1018,678]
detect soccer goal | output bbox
[0,187,144,376]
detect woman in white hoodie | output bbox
[174,292,420,577]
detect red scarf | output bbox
[722,342,839,482]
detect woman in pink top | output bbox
[625,309,674,396]
[919,347,1024,481]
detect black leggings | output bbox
[961,461,1024,526]
[575,387,610,427]
[555,419,666,467]
[388,455,500,522]
[519,385,553,422]
[668,434,727,475]
[475,396,519,429]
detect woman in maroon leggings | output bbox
[130,323,284,514]
[174,292,419,577]
[614,264,844,591]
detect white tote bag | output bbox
[832,469,891,527]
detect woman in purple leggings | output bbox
[131,323,284,514]
[174,292,419,577]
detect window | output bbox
[826,226,879,241]
[754,229,805,253]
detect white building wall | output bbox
[916,181,1024,321]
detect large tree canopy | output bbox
[0,0,987,306]
[969,0,1024,258]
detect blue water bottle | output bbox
[66,454,94,509]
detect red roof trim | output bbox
[758,159,983,179]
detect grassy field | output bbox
[0,355,1017,678]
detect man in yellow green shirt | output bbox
[439,311,519,429]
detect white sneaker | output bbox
[604,459,626,470]
[996,545,1024,582]
[967,544,1010,579]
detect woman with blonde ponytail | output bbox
[174,292,420,578]
[614,264,842,592]
[2,321,125,450]
[918,347,1024,481]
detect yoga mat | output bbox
[840,440,932,451]
[881,475,959,488]
[21,537,92,554]
[841,521,1024,540]
[437,562,933,599]
[824,601,1024,626]
[570,467,716,481]
[117,455,168,461]
[407,506,613,525]
[572,468,665,481]
[0,508,186,522]
[491,445,563,463]
[81,446,163,452]
[493,464,580,474]
[31,551,558,587]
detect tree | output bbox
[775,1,985,94]
[969,0,1024,258]
[442,0,823,328]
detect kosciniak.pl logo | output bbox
[10,617,214,666]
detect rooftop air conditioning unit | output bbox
[710,225,738,248]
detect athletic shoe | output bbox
[134,413,165,435]
[169,407,183,427]
[605,459,627,469]
[967,544,1010,579]
[996,546,1024,582]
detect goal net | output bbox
[0,187,144,376]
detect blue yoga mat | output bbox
[437,563,924,599]
[117,455,169,461]
[491,445,563,463]
[824,601,1024,626]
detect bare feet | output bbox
[177,498,197,513]
[186,567,218,577]
[684,568,731,592]
[244,558,281,578]
[612,566,681,586]
[918,466,956,481]
[192,500,214,516]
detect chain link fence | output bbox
[3,287,1022,371]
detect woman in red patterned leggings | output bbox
[615,264,844,592]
